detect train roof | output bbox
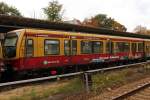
[9,28,146,42]
[1,15,150,39]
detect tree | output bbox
[93,14,108,27]
[43,0,63,22]
[112,20,127,32]
[82,14,107,27]
[82,14,127,32]
[0,2,22,17]
[133,25,150,34]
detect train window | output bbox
[64,40,70,55]
[72,40,77,55]
[116,42,130,53]
[45,40,60,55]
[106,41,114,54]
[81,41,92,54]
[92,41,103,53]
[138,43,143,52]
[26,39,34,57]
[131,43,137,52]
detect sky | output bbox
[0,0,150,32]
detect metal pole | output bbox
[84,72,92,93]
[85,73,90,93]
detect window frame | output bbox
[131,42,137,52]
[44,39,60,55]
[92,41,103,54]
[71,40,77,55]
[81,40,92,54]
[115,42,130,53]
[64,40,71,56]
[106,41,114,54]
[25,39,34,57]
[137,42,144,52]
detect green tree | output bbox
[93,14,107,27]
[43,0,63,22]
[0,2,22,17]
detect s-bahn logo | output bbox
[43,60,59,65]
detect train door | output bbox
[64,39,71,66]
[0,42,2,78]
[0,42,2,59]
[140,41,145,58]
[131,42,137,54]
[70,39,77,64]
[131,42,138,60]
[64,38,77,65]
[64,39,71,56]
[106,40,114,54]
[24,34,38,69]
[106,39,115,62]
[0,42,3,68]
[145,42,150,58]
[143,41,146,58]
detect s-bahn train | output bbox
[1,28,150,78]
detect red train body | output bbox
[2,29,150,76]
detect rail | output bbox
[0,61,150,91]
[112,81,150,100]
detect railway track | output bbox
[0,61,149,92]
[112,81,150,100]
[127,85,150,100]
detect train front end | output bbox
[3,30,24,78]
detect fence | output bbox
[0,61,150,100]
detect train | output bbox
[1,28,150,79]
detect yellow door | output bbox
[0,42,2,59]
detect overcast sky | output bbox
[0,0,150,32]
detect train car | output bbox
[2,29,148,77]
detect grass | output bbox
[92,66,150,93]
[1,66,150,100]
[92,70,127,92]
[0,78,83,100]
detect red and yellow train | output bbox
[1,28,150,78]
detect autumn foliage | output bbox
[133,25,150,35]
[82,14,127,32]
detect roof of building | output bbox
[0,15,150,39]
